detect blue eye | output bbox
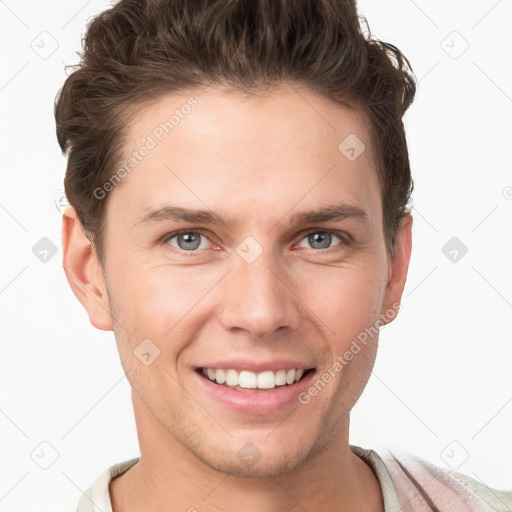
[165,230,211,251]
[298,231,345,251]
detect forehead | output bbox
[109,83,381,231]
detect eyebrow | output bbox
[135,203,369,228]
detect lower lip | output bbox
[195,370,316,415]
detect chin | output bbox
[198,447,309,479]
[183,429,321,479]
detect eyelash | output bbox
[161,228,351,256]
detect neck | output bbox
[110,392,384,512]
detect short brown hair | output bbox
[55,0,416,262]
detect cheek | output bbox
[309,266,384,405]
[108,259,193,324]
[107,261,223,355]
[300,259,386,340]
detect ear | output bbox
[380,213,413,324]
[61,206,113,331]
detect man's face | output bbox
[95,84,406,477]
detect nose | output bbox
[216,247,302,339]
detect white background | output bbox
[0,0,511,510]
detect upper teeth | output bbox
[201,368,306,389]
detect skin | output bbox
[62,83,412,512]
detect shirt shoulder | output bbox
[351,445,512,512]
[76,457,140,512]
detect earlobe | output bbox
[381,213,413,323]
[61,206,113,331]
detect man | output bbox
[55,0,512,510]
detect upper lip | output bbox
[195,359,315,373]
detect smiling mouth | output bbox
[196,367,315,392]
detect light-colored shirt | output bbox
[76,445,512,511]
